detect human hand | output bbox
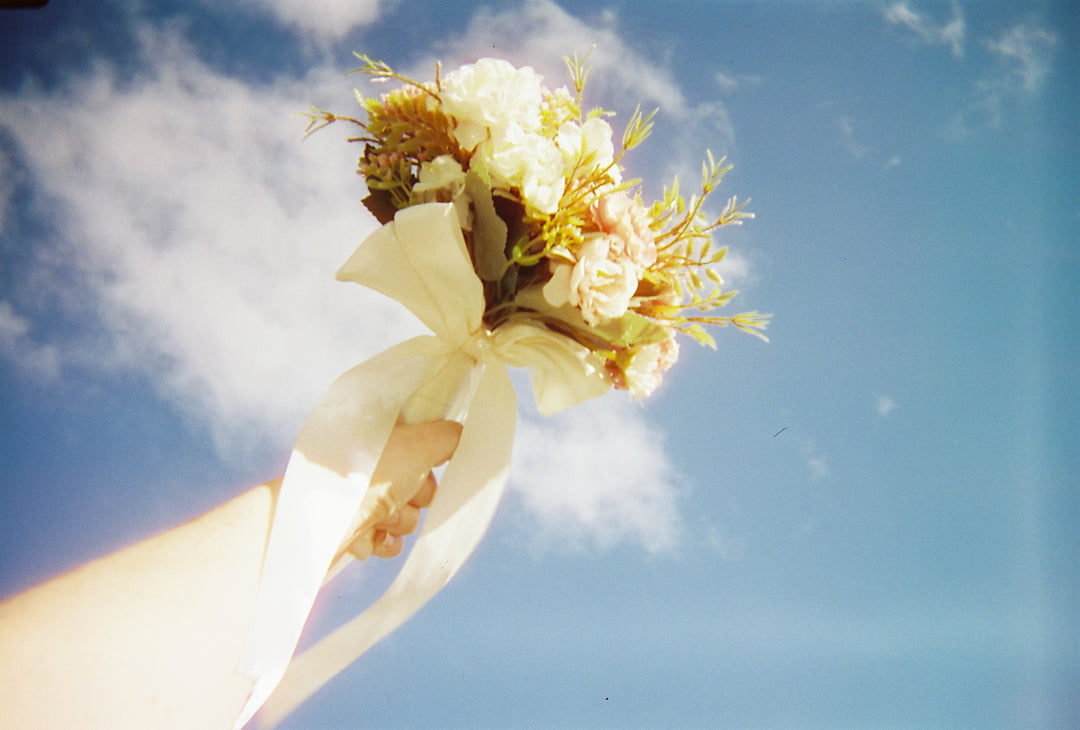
[345,420,462,560]
[369,467,435,559]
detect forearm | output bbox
[0,420,460,729]
[0,479,280,730]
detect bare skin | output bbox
[0,420,462,730]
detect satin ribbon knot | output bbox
[462,328,494,362]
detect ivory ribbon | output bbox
[233,203,609,728]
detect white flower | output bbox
[412,155,473,229]
[476,124,565,215]
[413,154,466,195]
[440,58,544,152]
[518,136,565,215]
[543,235,639,326]
[556,117,616,178]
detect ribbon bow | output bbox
[234,203,609,728]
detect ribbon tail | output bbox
[232,337,455,730]
[257,363,518,728]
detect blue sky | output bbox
[1,1,1077,728]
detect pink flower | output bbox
[621,331,680,398]
[590,191,657,269]
[656,332,680,371]
[543,235,638,326]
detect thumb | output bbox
[342,420,464,562]
[400,419,463,471]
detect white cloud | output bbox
[884,1,965,58]
[218,0,392,42]
[985,23,1057,94]
[701,522,746,561]
[0,26,421,453]
[711,246,751,285]
[714,72,739,95]
[876,394,898,417]
[509,396,681,554]
[944,21,1056,140]
[806,454,829,482]
[837,115,870,160]
[715,70,764,95]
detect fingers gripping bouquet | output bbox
[234,54,769,728]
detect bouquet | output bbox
[323,53,767,395]
[234,53,769,728]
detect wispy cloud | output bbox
[831,110,904,168]
[837,115,870,160]
[876,394,898,417]
[985,23,1057,94]
[884,1,965,58]
[714,70,764,95]
[701,522,746,561]
[509,396,681,555]
[795,435,829,482]
[944,20,1057,140]
[203,0,394,42]
[806,452,829,481]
